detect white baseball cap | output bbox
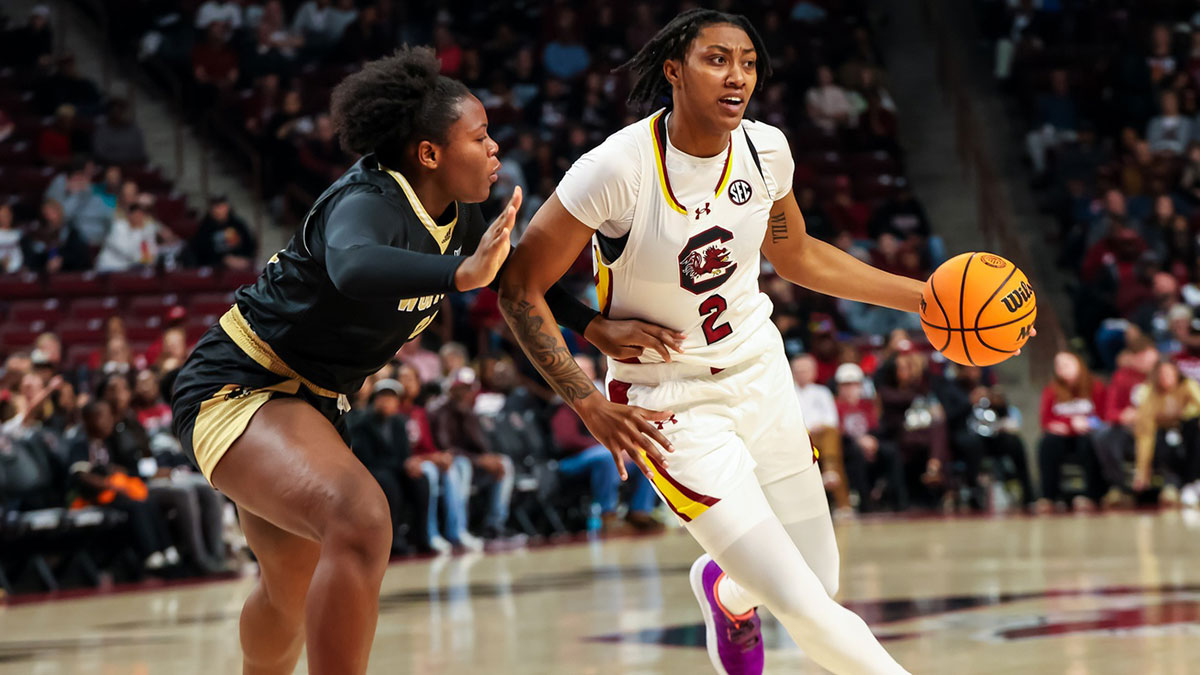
[835,363,864,384]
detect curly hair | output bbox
[617,9,772,112]
[330,46,471,169]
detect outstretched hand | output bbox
[455,186,523,291]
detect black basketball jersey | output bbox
[232,154,486,395]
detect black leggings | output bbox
[1038,433,1104,503]
[367,467,431,545]
[1150,417,1200,487]
[984,432,1036,505]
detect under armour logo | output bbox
[653,415,679,430]
[694,203,711,220]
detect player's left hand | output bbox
[584,317,687,362]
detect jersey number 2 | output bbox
[700,294,732,345]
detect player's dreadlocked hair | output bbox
[617,9,772,111]
[331,46,471,169]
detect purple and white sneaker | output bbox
[689,554,764,675]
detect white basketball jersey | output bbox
[587,110,784,371]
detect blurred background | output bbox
[2,0,1200,597]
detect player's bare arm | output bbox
[760,189,924,313]
[498,193,678,481]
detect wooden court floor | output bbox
[3,511,1200,674]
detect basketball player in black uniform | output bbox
[170,48,685,675]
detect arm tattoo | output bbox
[499,292,597,404]
[769,212,788,243]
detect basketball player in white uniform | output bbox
[499,9,935,674]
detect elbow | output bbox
[328,263,371,301]
[497,269,546,305]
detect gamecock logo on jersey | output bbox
[679,227,737,295]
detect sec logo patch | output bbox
[728,179,752,205]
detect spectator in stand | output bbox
[936,365,989,511]
[397,340,442,385]
[791,353,850,515]
[437,342,470,392]
[35,56,104,117]
[825,175,872,239]
[796,186,836,243]
[132,369,173,442]
[869,234,925,280]
[297,114,353,193]
[93,165,123,209]
[45,159,114,247]
[1094,336,1159,506]
[95,202,177,272]
[100,373,227,572]
[21,198,91,273]
[293,0,353,55]
[868,181,931,243]
[330,3,392,65]
[875,342,951,509]
[242,3,303,80]
[542,10,591,81]
[806,64,854,133]
[148,322,190,373]
[92,98,148,166]
[835,363,904,512]
[261,89,310,196]
[432,24,462,78]
[349,379,428,553]
[0,203,23,273]
[1147,23,1178,87]
[192,22,240,102]
[195,0,244,31]
[397,364,476,553]
[1025,69,1079,177]
[1179,143,1200,205]
[431,368,513,542]
[4,5,54,68]
[969,382,1034,511]
[37,104,89,168]
[1147,90,1192,156]
[190,195,256,269]
[551,355,661,533]
[68,400,181,572]
[1132,360,1200,507]
[1037,351,1105,513]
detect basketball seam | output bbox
[920,305,1036,331]
[958,253,977,366]
[973,311,1031,355]
[928,275,954,353]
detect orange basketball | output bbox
[919,252,1036,367]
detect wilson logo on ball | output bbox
[1000,280,1034,313]
[980,254,1007,269]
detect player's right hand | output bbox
[577,396,675,481]
[455,186,523,291]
